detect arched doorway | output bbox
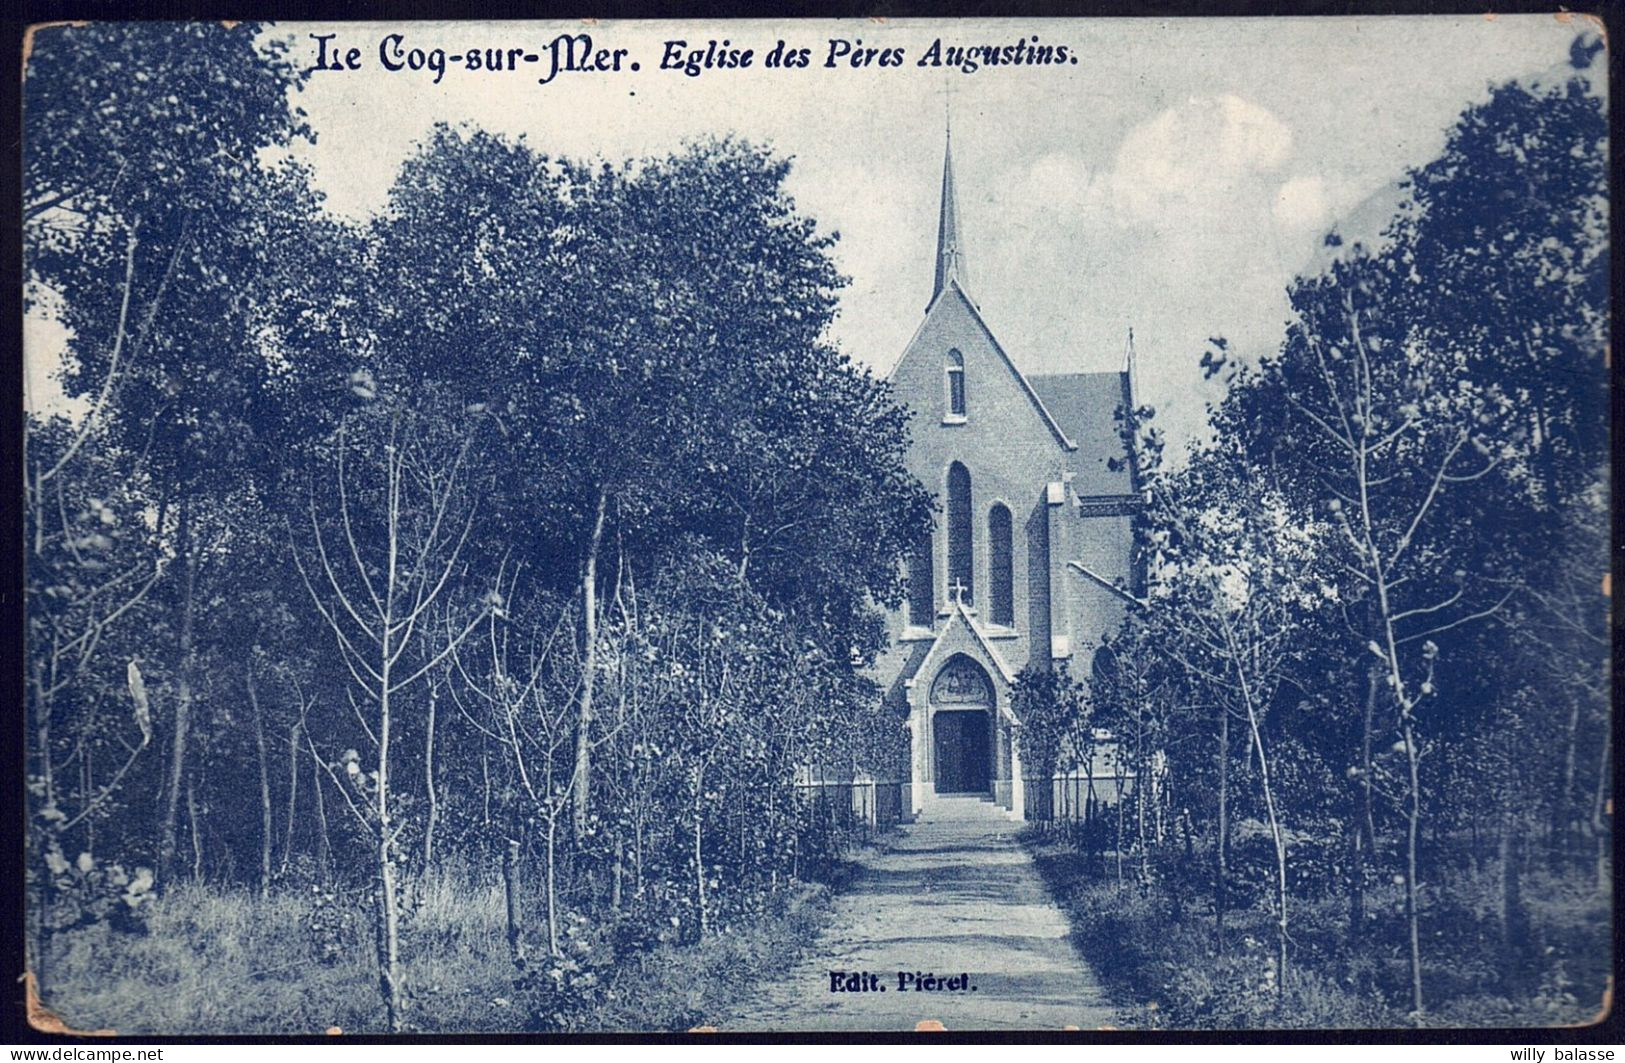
[930,655,993,794]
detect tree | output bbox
[26,48,950,1029]
[1392,69,1610,911]
[290,395,494,1032]
[447,572,582,962]
[25,23,353,885]
[1010,665,1086,828]
[23,419,162,987]
[1230,246,1515,1015]
[1390,71,1607,514]
[1078,53,1613,1024]
[1088,619,1181,890]
[369,131,928,846]
[1142,428,1324,997]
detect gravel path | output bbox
[719,796,1120,1032]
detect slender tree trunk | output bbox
[186,774,203,881]
[1135,706,1149,887]
[375,668,403,1032]
[694,780,709,940]
[1114,756,1126,886]
[768,786,779,890]
[612,836,624,911]
[158,498,195,886]
[30,468,43,557]
[613,619,629,911]
[376,839,403,1032]
[32,662,55,813]
[546,814,560,955]
[1350,665,1379,943]
[30,652,58,990]
[1223,621,1289,999]
[635,811,645,901]
[1400,712,1424,1016]
[572,489,608,843]
[1083,756,1095,847]
[375,492,403,1033]
[309,736,331,883]
[480,741,492,863]
[1499,802,1531,992]
[283,718,301,877]
[1170,808,1193,923]
[503,834,527,970]
[423,684,439,868]
[1347,814,1365,944]
[248,667,272,900]
[82,743,95,854]
[1246,696,1290,998]
[1153,756,1166,845]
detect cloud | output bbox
[1019,152,1093,214]
[1106,94,1294,222]
[1272,175,1332,231]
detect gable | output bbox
[888,281,1074,458]
[906,602,1021,725]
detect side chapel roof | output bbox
[1028,372,1136,497]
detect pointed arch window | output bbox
[907,526,934,627]
[988,503,1013,626]
[945,349,967,419]
[947,462,973,606]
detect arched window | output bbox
[907,527,934,627]
[988,503,1013,626]
[945,349,967,418]
[947,462,973,605]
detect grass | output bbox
[35,860,850,1035]
[1023,831,1611,1031]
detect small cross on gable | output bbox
[949,578,968,605]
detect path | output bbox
[720,796,1120,1032]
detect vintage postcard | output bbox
[20,15,1611,1037]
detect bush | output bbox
[37,865,841,1034]
[1023,832,1608,1030]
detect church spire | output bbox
[931,127,971,308]
[1122,327,1138,383]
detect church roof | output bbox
[1028,372,1136,497]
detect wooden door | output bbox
[933,710,990,793]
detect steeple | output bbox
[1122,327,1139,398]
[931,128,970,308]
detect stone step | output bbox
[914,795,1020,824]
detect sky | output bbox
[25,15,1593,450]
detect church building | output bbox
[874,134,1142,819]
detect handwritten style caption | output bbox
[309,32,1079,86]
